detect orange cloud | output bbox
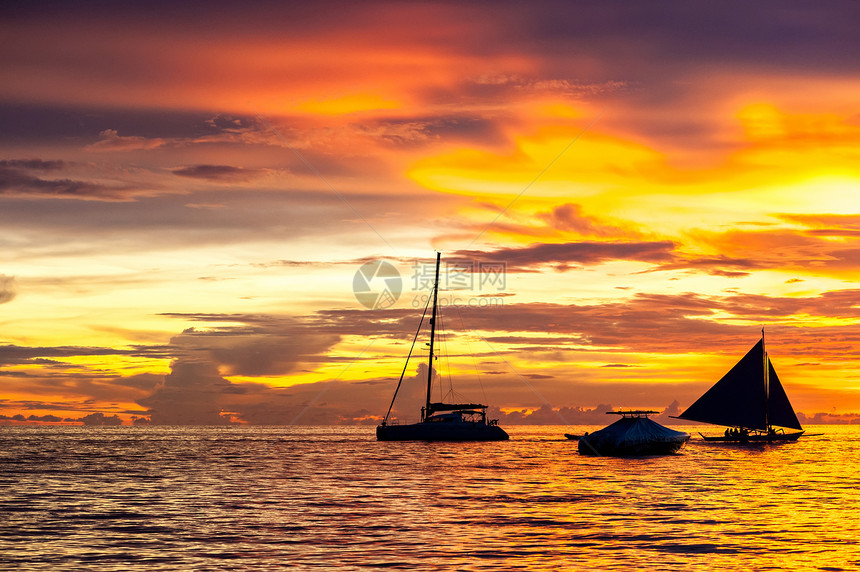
[3,2,860,423]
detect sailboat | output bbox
[376,253,509,441]
[674,330,805,442]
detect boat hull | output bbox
[699,430,804,443]
[578,436,689,457]
[376,422,509,441]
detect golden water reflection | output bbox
[0,425,857,571]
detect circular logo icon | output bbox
[353,260,402,309]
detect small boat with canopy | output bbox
[674,330,805,442]
[376,253,509,441]
[577,410,690,456]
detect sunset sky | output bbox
[2,0,859,425]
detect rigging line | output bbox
[440,309,455,399]
[456,305,488,405]
[435,304,450,401]
[288,338,377,426]
[383,293,433,424]
[478,334,571,425]
[256,114,398,256]
[464,110,604,250]
[439,308,461,403]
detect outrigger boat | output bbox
[376,253,509,441]
[674,330,805,443]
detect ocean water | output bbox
[1,425,858,571]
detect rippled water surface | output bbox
[2,425,858,571]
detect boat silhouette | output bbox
[376,253,509,441]
[576,410,690,456]
[674,330,805,442]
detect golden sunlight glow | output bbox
[2,4,860,424]
[408,125,664,199]
[295,94,401,115]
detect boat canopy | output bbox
[427,402,487,414]
[578,416,689,456]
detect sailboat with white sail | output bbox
[674,330,805,442]
[376,253,509,441]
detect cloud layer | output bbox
[1,1,859,424]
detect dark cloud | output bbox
[493,403,623,425]
[11,1,856,74]
[3,285,860,424]
[0,343,165,366]
[0,159,66,171]
[496,1,860,78]
[0,275,16,304]
[131,356,407,425]
[133,294,841,423]
[79,412,123,426]
[0,411,138,425]
[26,414,63,422]
[652,222,860,278]
[717,290,860,321]
[172,165,265,182]
[166,317,341,376]
[517,222,860,281]
[0,314,345,422]
[450,241,677,273]
[797,411,860,425]
[4,1,855,149]
[652,255,765,277]
[0,163,131,200]
[186,287,860,361]
[317,287,860,358]
[113,373,163,392]
[137,360,233,425]
[0,104,252,143]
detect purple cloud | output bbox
[172,164,265,182]
[0,275,15,304]
[450,241,677,273]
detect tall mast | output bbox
[762,326,769,429]
[424,252,441,421]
